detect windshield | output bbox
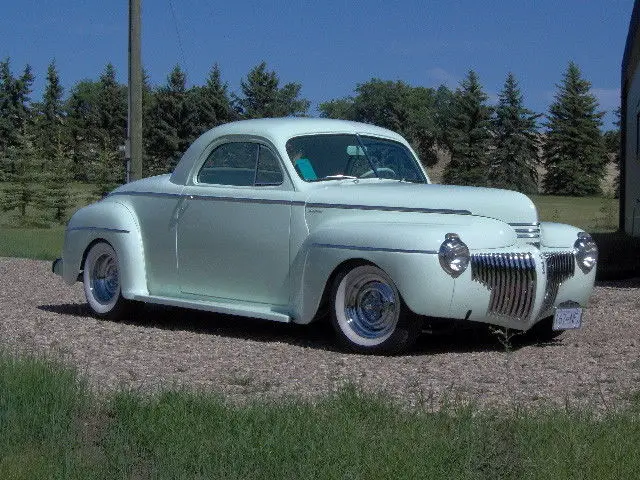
[285,134,427,183]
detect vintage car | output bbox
[53,118,597,353]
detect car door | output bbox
[176,140,293,306]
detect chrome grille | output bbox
[540,252,575,313]
[509,222,541,241]
[471,252,537,321]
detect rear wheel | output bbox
[83,242,131,320]
[330,264,421,354]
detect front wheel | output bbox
[83,242,131,320]
[330,264,421,354]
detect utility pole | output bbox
[127,0,143,181]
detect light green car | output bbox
[53,118,597,354]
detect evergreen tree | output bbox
[96,63,127,151]
[233,62,309,118]
[145,65,196,175]
[0,60,35,181]
[442,71,492,186]
[542,62,607,196]
[34,60,73,222]
[490,73,540,193]
[190,63,234,135]
[0,60,34,163]
[91,141,124,197]
[1,131,39,219]
[65,79,101,181]
[37,137,74,223]
[38,61,65,150]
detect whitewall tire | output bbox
[83,242,131,320]
[330,264,421,354]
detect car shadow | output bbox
[37,303,563,355]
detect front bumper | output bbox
[447,247,595,331]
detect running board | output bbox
[132,294,292,323]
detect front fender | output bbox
[290,217,515,324]
[540,222,584,247]
[62,199,148,299]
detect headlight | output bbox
[438,233,470,278]
[574,232,598,274]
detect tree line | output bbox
[0,58,617,225]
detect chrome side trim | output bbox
[540,252,576,313]
[471,252,537,321]
[307,203,472,215]
[312,243,438,255]
[110,190,472,215]
[66,226,130,234]
[110,190,304,206]
[188,194,304,206]
[110,191,183,199]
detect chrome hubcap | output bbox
[344,277,398,339]
[90,253,119,304]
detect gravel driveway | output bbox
[1,257,639,411]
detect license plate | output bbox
[552,307,582,330]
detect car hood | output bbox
[304,181,538,225]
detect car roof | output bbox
[207,117,406,142]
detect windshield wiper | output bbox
[321,174,358,180]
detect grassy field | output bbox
[1,351,639,479]
[530,195,619,232]
[0,189,621,261]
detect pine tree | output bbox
[0,60,34,175]
[38,61,65,152]
[97,63,127,151]
[490,73,540,193]
[542,62,607,196]
[190,64,234,136]
[442,71,492,186]
[145,65,196,175]
[233,62,309,118]
[1,131,39,220]
[65,79,101,181]
[91,140,124,198]
[33,62,73,222]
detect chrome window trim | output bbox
[312,243,438,255]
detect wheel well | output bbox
[80,238,111,274]
[313,258,376,321]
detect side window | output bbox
[197,142,258,186]
[255,146,284,185]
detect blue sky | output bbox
[0,0,634,129]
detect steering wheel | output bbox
[360,167,397,179]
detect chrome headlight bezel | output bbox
[438,233,470,278]
[574,232,598,274]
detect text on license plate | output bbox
[552,307,582,330]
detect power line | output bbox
[168,0,187,72]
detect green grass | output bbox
[0,226,64,260]
[1,351,640,479]
[530,195,619,232]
